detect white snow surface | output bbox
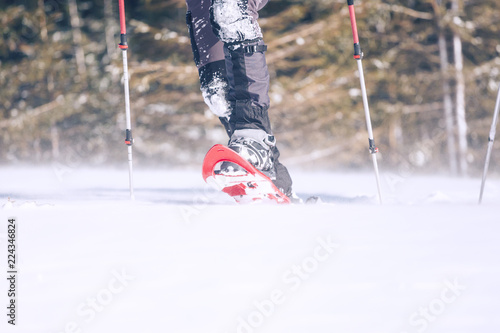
[1,167,500,333]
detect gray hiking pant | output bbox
[186,0,271,135]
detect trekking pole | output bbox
[478,84,500,204]
[347,0,382,204]
[118,0,135,200]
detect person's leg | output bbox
[186,0,292,196]
[208,0,293,196]
[185,0,233,136]
[209,0,271,134]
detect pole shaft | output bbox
[479,141,493,204]
[347,0,382,204]
[128,145,134,200]
[357,60,375,141]
[479,84,500,204]
[488,85,500,142]
[119,0,134,199]
[122,52,132,130]
[371,154,383,203]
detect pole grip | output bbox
[118,0,128,49]
[119,0,126,35]
[347,0,362,59]
[347,3,359,43]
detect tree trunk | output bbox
[104,0,117,63]
[38,0,48,42]
[452,0,468,176]
[68,0,87,81]
[51,122,60,160]
[438,32,458,175]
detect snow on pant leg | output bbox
[210,0,272,134]
[199,61,234,137]
[209,0,268,43]
[186,0,233,137]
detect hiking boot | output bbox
[228,129,276,179]
[228,129,294,198]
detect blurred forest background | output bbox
[1,0,500,177]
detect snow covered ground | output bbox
[1,166,500,333]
